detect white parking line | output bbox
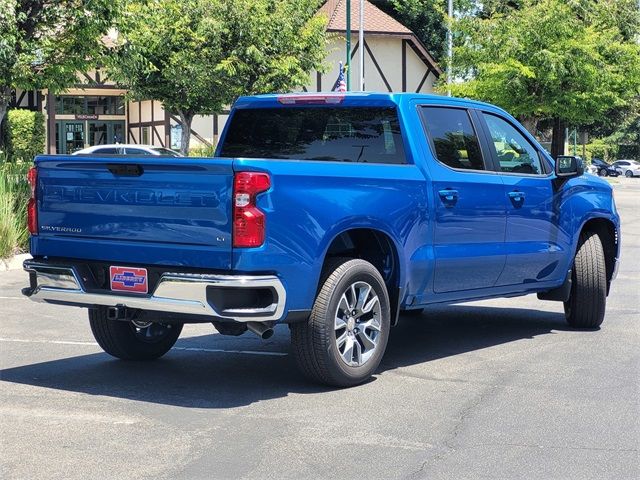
[0,338,95,346]
[174,346,287,356]
[0,337,288,357]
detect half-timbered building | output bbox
[10,0,440,154]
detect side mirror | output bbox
[555,155,584,178]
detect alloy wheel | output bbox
[334,281,382,367]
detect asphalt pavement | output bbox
[1,178,638,480]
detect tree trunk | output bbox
[550,117,566,159]
[519,116,538,137]
[177,110,194,156]
[0,86,11,151]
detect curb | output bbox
[0,253,32,272]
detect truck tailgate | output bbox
[33,155,233,269]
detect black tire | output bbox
[89,307,183,360]
[625,170,633,178]
[564,231,607,329]
[291,258,391,387]
[599,168,607,177]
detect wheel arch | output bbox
[578,217,619,294]
[319,227,404,326]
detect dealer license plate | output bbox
[109,266,148,294]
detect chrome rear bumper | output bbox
[23,261,286,323]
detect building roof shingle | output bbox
[319,0,412,34]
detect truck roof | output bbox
[233,92,503,113]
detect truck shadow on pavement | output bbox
[0,304,585,408]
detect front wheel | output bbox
[564,231,607,329]
[291,259,391,387]
[89,308,183,360]
[599,168,608,177]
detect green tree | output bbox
[107,0,328,154]
[447,0,640,158]
[0,0,119,148]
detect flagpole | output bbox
[346,0,351,91]
[447,0,453,96]
[358,0,364,91]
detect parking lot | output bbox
[1,178,638,480]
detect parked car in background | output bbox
[72,144,183,157]
[586,164,598,175]
[612,159,640,178]
[591,158,619,177]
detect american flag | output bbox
[332,62,347,92]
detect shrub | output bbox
[189,144,216,157]
[0,158,31,258]
[585,139,617,163]
[5,109,46,163]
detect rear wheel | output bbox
[625,170,633,178]
[599,168,608,177]
[89,308,183,360]
[564,231,607,329]
[291,258,391,387]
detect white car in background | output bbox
[612,160,640,178]
[72,144,183,156]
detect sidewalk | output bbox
[0,253,31,272]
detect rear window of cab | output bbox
[219,107,407,164]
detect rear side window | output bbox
[420,107,485,171]
[219,107,406,164]
[93,148,120,154]
[125,148,152,155]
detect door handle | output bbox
[438,189,459,206]
[508,190,525,205]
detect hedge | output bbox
[5,109,46,163]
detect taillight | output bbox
[27,166,38,235]
[233,172,270,248]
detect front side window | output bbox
[420,107,485,171]
[219,107,406,164]
[151,148,181,157]
[483,113,544,175]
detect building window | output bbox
[55,95,125,115]
[141,126,150,145]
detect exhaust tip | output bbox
[247,322,274,340]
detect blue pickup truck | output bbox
[23,93,620,386]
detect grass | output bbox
[0,159,31,259]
